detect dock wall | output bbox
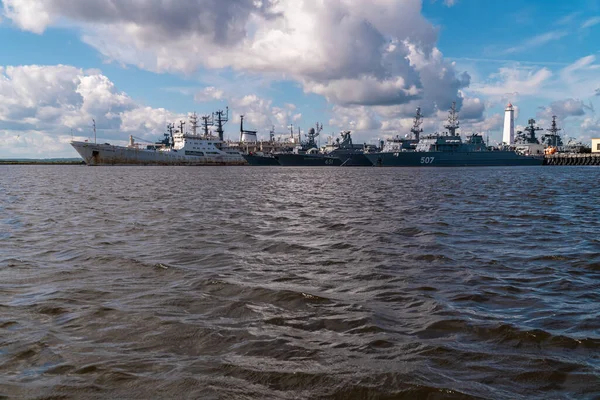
[544,153,600,166]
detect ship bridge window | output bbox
[597,143,600,151]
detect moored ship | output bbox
[322,130,377,166]
[365,103,544,167]
[263,123,343,166]
[71,110,246,166]
[242,152,281,165]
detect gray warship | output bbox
[322,131,378,166]
[365,103,544,167]
[261,124,343,166]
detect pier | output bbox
[544,153,600,166]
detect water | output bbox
[1,165,599,399]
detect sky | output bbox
[0,0,599,158]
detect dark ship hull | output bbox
[365,151,544,167]
[242,154,280,166]
[275,153,343,166]
[333,152,373,166]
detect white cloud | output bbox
[537,99,587,121]
[502,31,568,55]
[194,86,225,103]
[0,64,135,131]
[1,0,468,114]
[226,94,302,140]
[329,105,381,132]
[581,118,600,138]
[469,66,553,98]
[458,94,485,121]
[581,16,600,29]
[0,64,186,157]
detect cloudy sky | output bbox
[1,0,599,158]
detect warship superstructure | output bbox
[322,130,377,166]
[379,107,423,153]
[269,124,342,166]
[71,110,246,166]
[365,103,544,167]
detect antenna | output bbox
[522,118,543,144]
[544,115,562,148]
[201,114,213,138]
[411,107,424,141]
[189,112,199,136]
[444,102,459,137]
[214,107,229,141]
[167,123,175,147]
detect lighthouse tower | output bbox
[503,103,515,145]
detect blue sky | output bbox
[0,0,599,158]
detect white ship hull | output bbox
[71,141,247,166]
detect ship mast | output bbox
[411,107,424,141]
[201,115,212,138]
[189,112,199,136]
[444,102,459,136]
[306,123,322,149]
[178,120,186,136]
[545,115,562,147]
[523,118,542,144]
[167,123,175,147]
[92,119,96,144]
[269,125,275,143]
[213,107,229,141]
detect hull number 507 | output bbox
[420,157,435,164]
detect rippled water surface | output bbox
[1,165,599,399]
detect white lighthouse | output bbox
[503,103,515,145]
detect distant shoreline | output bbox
[0,160,85,165]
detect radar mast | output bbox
[189,112,199,136]
[543,115,563,148]
[444,102,460,136]
[201,114,213,138]
[411,107,424,141]
[519,118,542,144]
[213,107,229,141]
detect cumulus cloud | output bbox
[0,65,135,131]
[329,105,381,132]
[226,94,302,140]
[581,118,600,137]
[0,64,187,157]
[458,94,485,121]
[194,86,225,103]
[2,0,468,114]
[537,98,587,121]
[469,66,552,98]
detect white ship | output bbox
[71,109,246,166]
